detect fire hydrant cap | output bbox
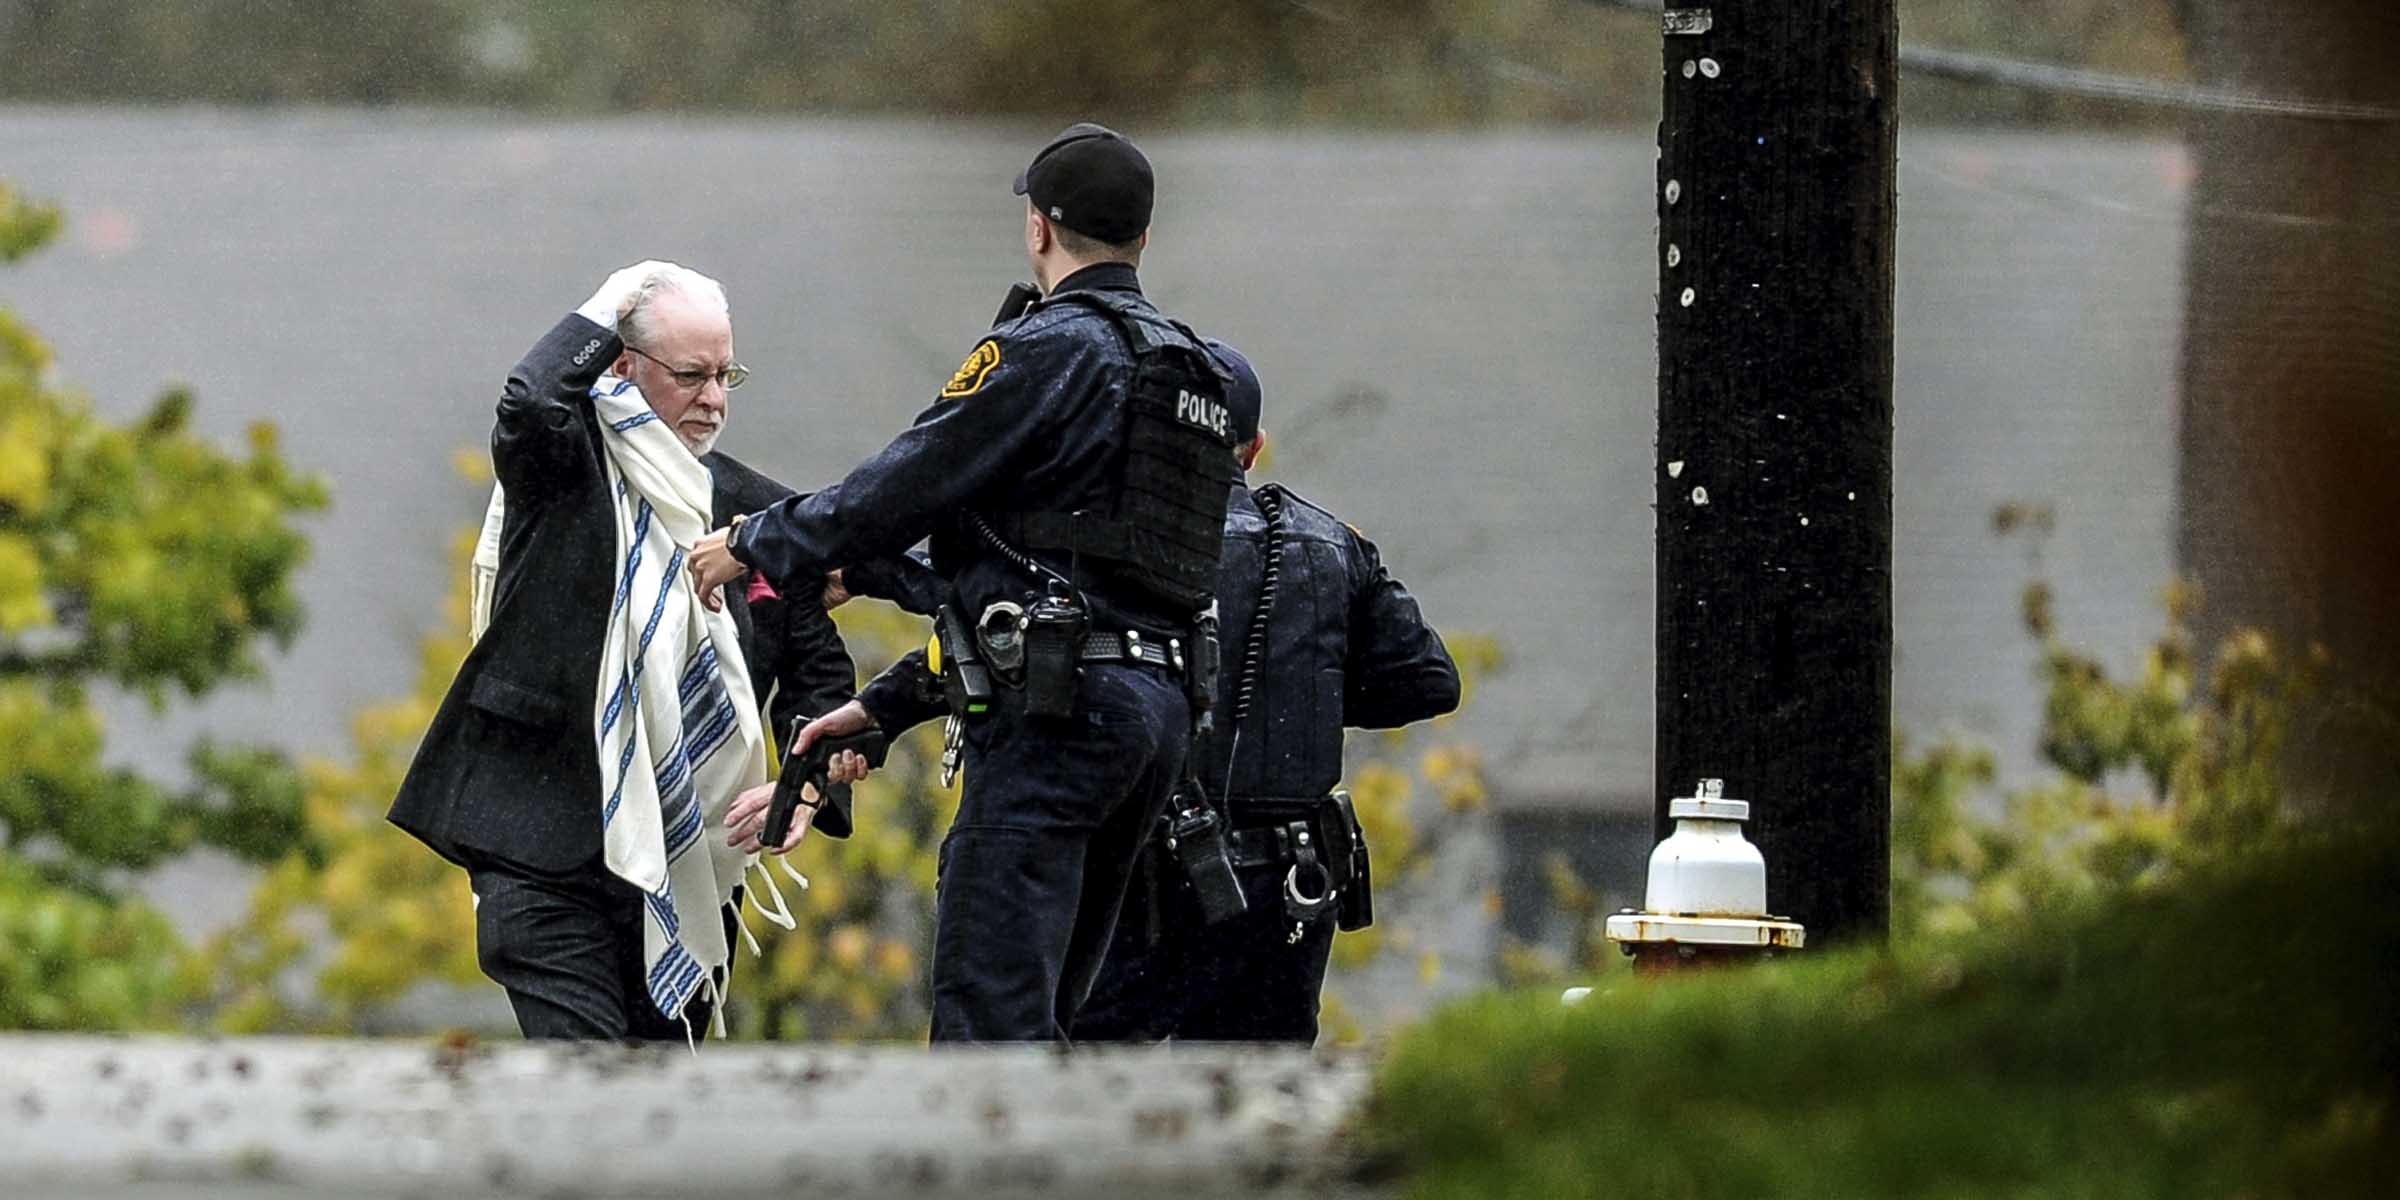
[1668,796,1750,821]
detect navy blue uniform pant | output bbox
[1073,846,1337,1044]
[932,663,1189,1042]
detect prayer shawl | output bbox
[469,377,780,1032]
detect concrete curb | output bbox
[0,1036,1379,1199]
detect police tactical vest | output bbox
[988,289,1240,613]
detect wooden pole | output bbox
[1653,0,1898,945]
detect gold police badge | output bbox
[943,339,1003,398]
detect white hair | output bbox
[620,263,729,348]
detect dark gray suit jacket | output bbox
[389,315,856,872]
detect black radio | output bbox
[1165,790,1249,925]
[1020,587,1088,720]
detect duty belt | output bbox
[1081,630,1184,676]
[1219,796,1341,867]
[1227,825,1303,869]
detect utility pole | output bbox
[1653,1,1898,944]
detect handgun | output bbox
[760,725,888,852]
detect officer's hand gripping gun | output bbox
[760,725,889,852]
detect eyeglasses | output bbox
[623,343,749,392]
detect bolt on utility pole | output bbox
[1653,1,1897,945]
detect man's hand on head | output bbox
[576,260,679,330]
[688,526,746,611]
[822,569,852,611]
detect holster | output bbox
[1321,790,1373,932]
[1184,602,1222,738]
[1218,791,1374,933]
[934,604,995,717]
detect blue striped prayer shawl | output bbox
[585,377,768,1030]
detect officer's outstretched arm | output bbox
[727,331,1102,595]
[840,548,949,617]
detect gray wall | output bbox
[0,110,2186,947]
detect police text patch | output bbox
[1175,388,1229,439]
[943,339,1003,398]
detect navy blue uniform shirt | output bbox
[1205,482,1460,809]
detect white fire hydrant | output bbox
[1593,778,1804,978]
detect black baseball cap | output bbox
[1205,338,1263,446]
[1012,122,1153,244]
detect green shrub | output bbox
[1368,816,2398,1198]
[0,184,325,1031]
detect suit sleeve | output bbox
[769,601,859,728]
[493,314,617,499]
[712,462,859,728]
[1341,526,1461,729]
[710,462,867,839]
[729,328,1101,592]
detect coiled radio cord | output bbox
[1219,487,1286,799]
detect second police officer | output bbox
[1072,344,1462,1044]
[689,123,1242,1043]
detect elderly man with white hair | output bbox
[390,263,866,1041]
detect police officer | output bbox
[689,123,1242,1043]
[1073,344,1462,1044]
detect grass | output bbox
[1363,823,2399,1199]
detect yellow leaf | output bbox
[0,532,52,631]
[0,411,52,510]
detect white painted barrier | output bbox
[0,1036,1376,1199]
